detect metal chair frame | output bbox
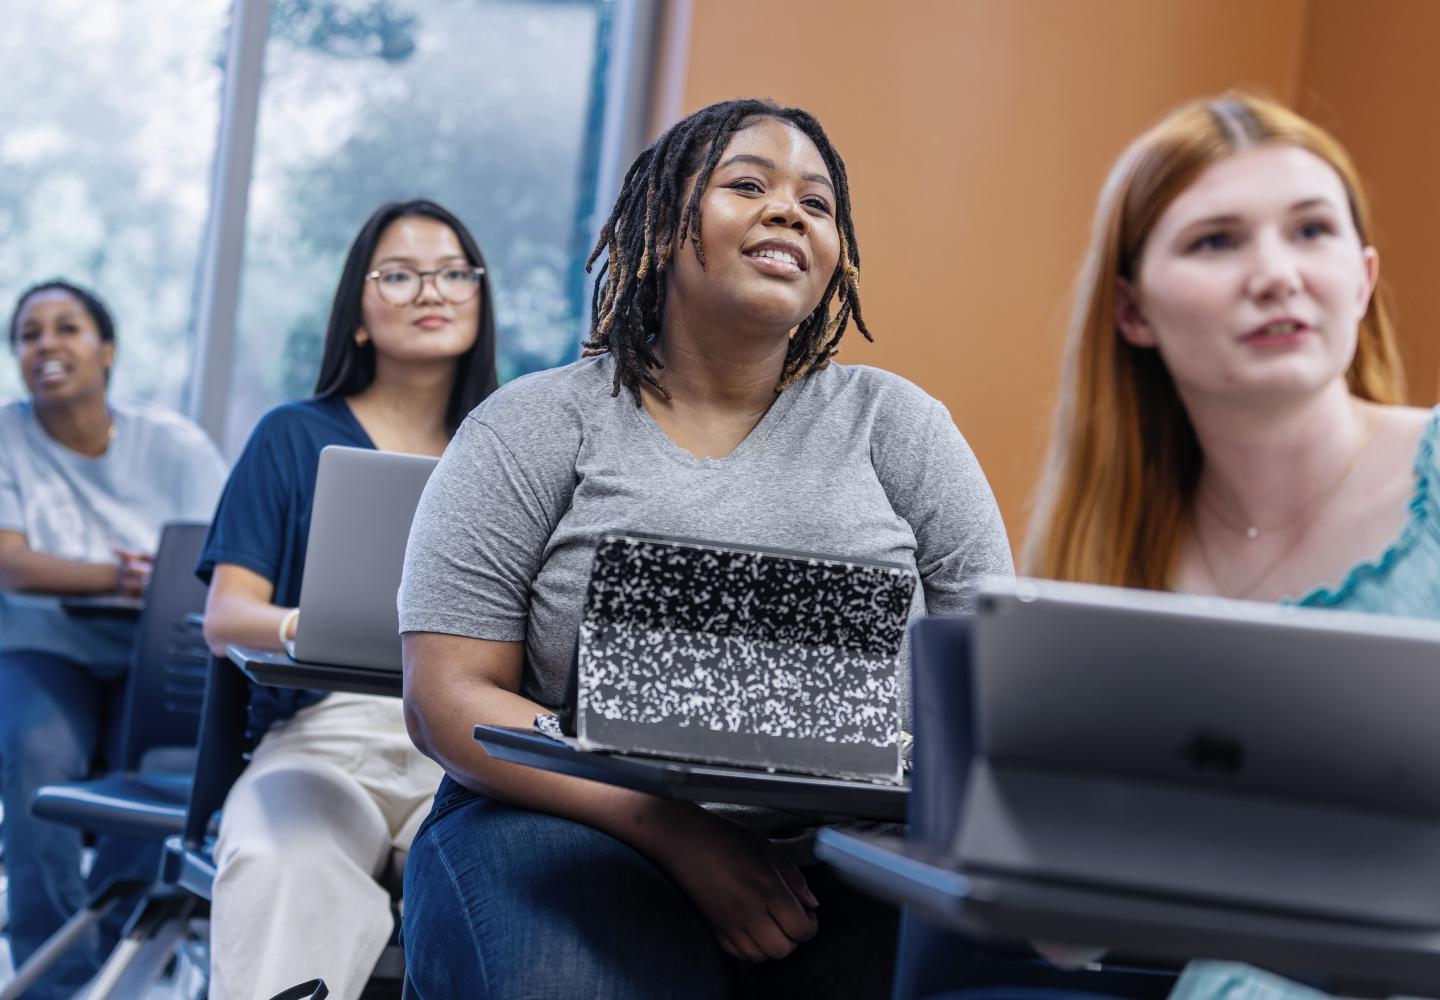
[4,521,212,1000]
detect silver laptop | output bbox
[960,577,1440,927]
[288,446,438,671]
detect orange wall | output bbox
[1298,0,1440,403]
[666,0,1309,547]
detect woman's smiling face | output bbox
[13,290,113,406]
[666,117,842,339]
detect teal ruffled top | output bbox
[1176,405,1440,997]
[1290,404,1440,620]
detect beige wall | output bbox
[665,0,1307,545]
[1299,0,1440,402]
[661,0,1439,548]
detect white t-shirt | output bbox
[0,397,228,670]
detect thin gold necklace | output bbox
[1195,412,1378,598]
[1199,412,1379,540]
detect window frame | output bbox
[186,0,666,450]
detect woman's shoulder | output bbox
[226,397,362,483]
[1412,403,1440,486]
[1374,403,1440,481]
[241,396,367,453]
[462,355,618,441]
[475,355,614,412]
[1416,403,1440,440]
[0,397,30,429]
[108,398,215,452]
[1382,402,1436,432]
[808,362,937,404]
[436,358,618,500]
[0,399,32,456]
[251,396,345,434]
[804,362,953,436]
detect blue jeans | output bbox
[403,776,898,1000]
[0,649,155,999]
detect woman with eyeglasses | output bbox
[196,199,498,1000]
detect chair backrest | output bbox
[893,616,1176,1000]
[115,521,212,772]
[908,615,977,850]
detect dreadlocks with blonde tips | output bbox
[582,98,870,404]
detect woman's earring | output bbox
[355,331,369,346]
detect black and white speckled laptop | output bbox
[570,532,916,784]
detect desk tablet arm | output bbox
[814,827,970,923]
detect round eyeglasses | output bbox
[363,265,485,306]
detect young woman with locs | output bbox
[398,98,1013,999]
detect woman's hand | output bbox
[651,806,820,962]
[112,547,153,597]
[0,530,134,595]
[402,632,819,962]
[1032,940,1109,969]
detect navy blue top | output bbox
[196,396,375,739]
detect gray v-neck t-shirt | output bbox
[399,354,1013,718]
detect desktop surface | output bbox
[476,724,909,820]
[226,645,402,698]
[816,827,1440,995]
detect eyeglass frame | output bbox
[362,265,487,306]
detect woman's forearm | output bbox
[202,590,295,657]
[0,542,118,595]
[404,655,698,863]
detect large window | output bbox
[0,0,229,407]
[1,0,652,457]
[224,0,615,453]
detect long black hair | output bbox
[313,199,499,432]
[9,279,117,347]
[582,98,869,404]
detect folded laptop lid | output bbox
[573,532,917,783]
[971,577,1440,815]
[960,576,1440,926]
[291,446,438,671]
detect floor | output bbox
[0,864,209,999]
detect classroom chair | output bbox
[5,521,211,999]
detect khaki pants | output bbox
[208,692,442,1000]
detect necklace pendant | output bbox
[1246,526,1259,540]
